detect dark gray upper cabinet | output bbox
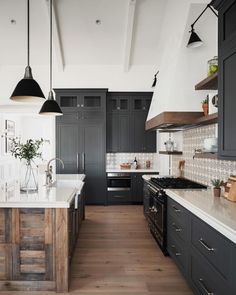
[107,92,156,153]
[55,88,107,113]
[55,89,107,205]
[213,0,236,159]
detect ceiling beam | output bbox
[44,0,65,71]
[123,0,136,72]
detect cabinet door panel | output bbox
[84,163,106,204]
[133,112,146,152]
[107,113,119,152]
[83,121,105,164]
[119,113,131,152]
[56,123,80,173]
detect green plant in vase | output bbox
[202,97,209,116]
[10,138,44,192]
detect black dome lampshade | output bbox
[39,91,63,116]
[11,66,45,102]
[39,0,63,117]
[187,27,203,48]
[10,0,45,102]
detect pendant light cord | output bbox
[27,0,30,67]
[50,0,53,92]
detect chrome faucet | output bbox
[45,158,64,186]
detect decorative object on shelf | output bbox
[178,160,185,178]
[10,138,44,192]
[187,3,218,48]
[164,139,174,152]
[133,157,138,169]
[10,0,45,102]
[151,70,159,87]
[208,56,218,76]
[39,0,63,116]
[208,93,218,114]
[211,179,224,198]
[120,163,131,170]
[4,120,16,154]
[224,175,236,202]
[203,137,217,153]
[202,96,209,116]
[146,160,151,169]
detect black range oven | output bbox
[144,177,207,256]
[144,182,167,255]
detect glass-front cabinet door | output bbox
[79,93,105,111]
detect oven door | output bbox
[107,174,131,191]
[152,196,165,233]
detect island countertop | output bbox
[0,174,85,208]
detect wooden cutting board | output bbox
[224,175,236,202]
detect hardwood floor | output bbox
[1,205,193,295]
[70,205,192,294]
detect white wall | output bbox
[148,0,218,119]
[148,0,218,175]
[0,65,156,106]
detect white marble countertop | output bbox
[56,174,86,182]
[0,174,85,208]
[142,174,236,243]
[106,169,159,173]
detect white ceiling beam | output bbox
[44,0,65,71]
[123,0,136,72]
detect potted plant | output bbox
[202,97,209,116]
[10,138,44,192]
[211,179,224,197]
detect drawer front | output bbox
[107,190,131,204]
[167,235,187,274]
[167,213,187,243]
[168,197,187,226]
[191,215,232,280]
[191,252,227,295]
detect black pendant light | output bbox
[187,2,218,48]
[39,0,62,116]
[10,0,45,102]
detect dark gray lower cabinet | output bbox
[167,197,236,295]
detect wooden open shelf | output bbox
[193,112,218,126]
[193,152,218,159]
[159,151,183,155]
[195,73,218,90]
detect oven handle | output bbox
[107,187,131,191]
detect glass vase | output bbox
[20,161,38,192]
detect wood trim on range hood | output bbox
[145,112,204,131]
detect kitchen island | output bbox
[0,174,85,292]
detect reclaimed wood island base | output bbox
[0,180,85,293]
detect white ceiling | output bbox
[0,0,166,68]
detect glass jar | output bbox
[164,139,174,152]
[208,56,218,76]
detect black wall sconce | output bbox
[187,2,218,48]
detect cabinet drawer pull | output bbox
[171,222,182,232]
[172,205,181,213]
[199,278,214,295]
[199,238,215,252]
[171,245,181,256]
